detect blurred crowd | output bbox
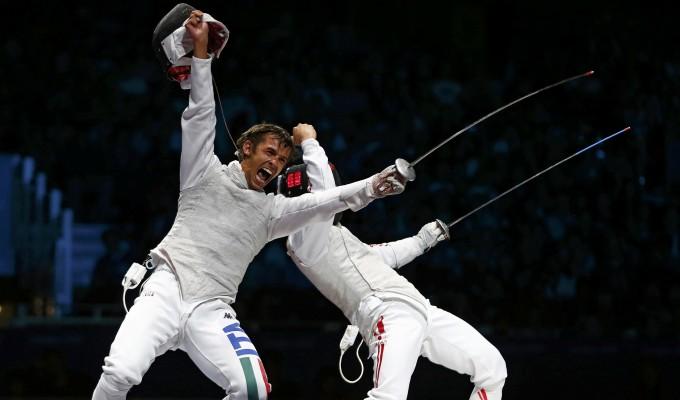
[2,1,679,343]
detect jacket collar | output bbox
[226,160,254,191]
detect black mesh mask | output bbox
[276,163,343,225]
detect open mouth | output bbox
[256,167,273,184]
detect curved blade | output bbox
[411,70,595,167]
[447,126,631,228]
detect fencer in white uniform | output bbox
[92,11,407,400]
[286,136,507,400]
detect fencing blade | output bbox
[395,70,595,181]
[445,126,632,229]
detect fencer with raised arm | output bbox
[285,135,506,400]
[92,9,407,400]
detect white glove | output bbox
[368,165,407,198]
[416,221,448,251]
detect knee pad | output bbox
[93,374,133,400]
[102,356,145,388]
[474,346,507,390]
[485,348,507,387]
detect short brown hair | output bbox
[236,123,292,160]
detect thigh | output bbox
[365,302,426,400]
[183,300,271,400]
[103,269,183,383]
[421,306,506,385]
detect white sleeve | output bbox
[369,236,427,269]
[179,56,220,191]
[267,176,374,241]
[286,139,336,265]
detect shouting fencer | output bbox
[93,7,408,400]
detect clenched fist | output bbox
[292,123,317,145]
[185,10,209,58]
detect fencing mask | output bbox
[152,3,229,89]
[277,163,344,225]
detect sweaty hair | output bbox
[236,123,293,161]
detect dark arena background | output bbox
[1,0,678,399]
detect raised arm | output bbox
[369,221,448,269]
[286,124,337,264]
[179,11,220,190]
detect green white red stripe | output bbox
[239,357,259,400]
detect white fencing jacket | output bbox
[287,139,430,324]
[151,57,377,302]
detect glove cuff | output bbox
[342,178,375,211]
[414,234,431,252]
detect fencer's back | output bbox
[289,225,426,322]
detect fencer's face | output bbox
[240,134,292,191]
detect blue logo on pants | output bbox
[223,322,259,357]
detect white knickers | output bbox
[92,265,270,400]
[355,295,507,400]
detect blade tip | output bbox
[586,70,595,76]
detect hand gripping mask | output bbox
[152,3,229,89]
[277,163,344,225]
